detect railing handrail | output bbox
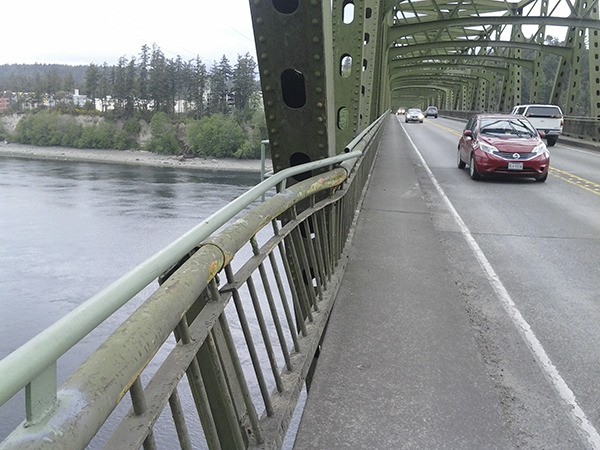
[0,112,388,409]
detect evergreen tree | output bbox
[138,44,150,111]
[85,63,101,104]
[149,45,168,114]
[192,56,207,119]
[232,53,257,115]
[208,55,232,115]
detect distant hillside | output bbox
[0,64,88,92]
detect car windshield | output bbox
[408,109,421,114]
[479,118,537,138]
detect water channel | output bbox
[0,156,263,443]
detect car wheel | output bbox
[536,172,548,182]
[469,154,480,180]
[547,136,557,147]
[405,119,408,123]
[419,119,423,123]
[434,115,438,118]
[457,148,466,169]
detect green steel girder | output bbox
[248,0,600,169]
[388,16,600,41]
[389,40,572,59]
[249,1,337,175]
[389,55,533,71]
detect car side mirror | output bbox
[538,130,546,139]
[463,129,473,138]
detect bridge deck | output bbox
[293,117,514,448]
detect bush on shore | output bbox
[8,109,267,159]
[12,111,140,150]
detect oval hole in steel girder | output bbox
[337,107,349,130]
[362,59,368,71]
[365,7,372,19]
[272,0,299,14]
[281,69,307,109]
[364,33,370,45]
[290,152,312,182]
[343,0,355,24]
[340,55,352,78]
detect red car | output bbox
[457,114,550,182]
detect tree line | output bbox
[0,45,267,158]
[83,44,260,120]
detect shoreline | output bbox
[0,143,271,173]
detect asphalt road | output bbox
[295,115,600,449]
[404,116,600,448]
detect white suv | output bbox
[510,104,563,147]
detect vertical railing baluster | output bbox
[317,207,332,278]
[169,387,194,450]
[309,213,328,291]
[205,330,246,449]
[267,249,301,352]
[209,279,264,444]
[250,237,293,371]
[25,363,56,426]
[178,319,222,450]
[224,264,274,416]
[246,275,284,393]
[291,225,319,311]
[285,227,315,323]
[272,219,309,336]
[300,218,324,301]
[129,378,157,450]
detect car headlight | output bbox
[418,114,424,120]
[478,142,498,154]
[532,143,548,156]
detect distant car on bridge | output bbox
[405,108,424,123]
[425,106,438,118]
[457,114,550,182]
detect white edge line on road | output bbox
[403,126,600,449]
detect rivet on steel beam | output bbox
[314,55,321,61]
[270,128,278,134]
[273,141,280,147]
[312,19,319,25]
[314,71,321,77]
[317,102,324,108]
[259,36,266,42]
[256,17,263,24]
[263,69,271,76]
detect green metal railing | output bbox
[0,113,388,449]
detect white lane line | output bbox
[403,129,600,449]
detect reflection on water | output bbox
[0,157,261,442]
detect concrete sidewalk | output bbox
[293,116,513,448]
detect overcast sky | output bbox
[2,1,257,66]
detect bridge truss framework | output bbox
[249,0,600,171]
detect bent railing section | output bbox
[0,113,388,449]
